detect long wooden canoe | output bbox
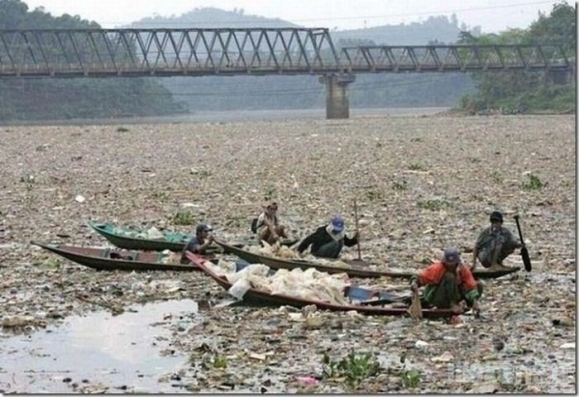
[88,221,298,253]
[214,239,521,280]
[33,242,204,272]
[187,252,459,318]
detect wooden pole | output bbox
[354,199,362,261]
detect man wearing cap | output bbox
[255,202,288,245]
[410,248,482,315]
[180,223,215,264]
[296,216,359,259]
[471,211,522,271]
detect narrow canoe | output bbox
[187,252,458,318]
[88,221,298,252]
[214,239,521,280]
[33,242,203,272]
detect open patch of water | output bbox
[0,299,199,394]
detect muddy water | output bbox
[0,299,199,394]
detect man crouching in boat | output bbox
[296,215,359,259]
[254,202,288,245]
[471,211,522,271]
[180,223,215,264]
[410,248,482,315]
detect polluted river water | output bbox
[0,299,199,394]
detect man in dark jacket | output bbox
[180,223,215,264]
[296,215,359,259]
[471,211,522,271]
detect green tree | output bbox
[0,0,185,121]
[457,2,576,114]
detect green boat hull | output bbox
[88,221,299,253]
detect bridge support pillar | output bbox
[319,74,356,119]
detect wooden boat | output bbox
[33,242,205,272]
[88,221,298,253]
[187,252,459,318]
[214,240,520,280]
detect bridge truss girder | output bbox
[0,28,341,77]
[341,44,572,73]
[0,28,573,78]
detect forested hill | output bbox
[0,0,186,122]
[131,7,299,29]
[4,3,570,120]
[331,15,482,45]
[129,7,477,113]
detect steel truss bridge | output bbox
[0,28,573,78]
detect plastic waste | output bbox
[228,278,252,300]
[295,376,318,386]
[147,227,165,240]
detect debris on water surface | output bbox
[0,115,575,393]
[1,315,46,329]
[468,382,500,394]
[430,352,454,363]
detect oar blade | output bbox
[408,290,423,320]
[521,246,532,272]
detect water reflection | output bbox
[0,299,199,394]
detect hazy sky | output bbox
[21,0,575,33]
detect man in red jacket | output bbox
[410,247,482,315]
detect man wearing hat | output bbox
[254,202,288,245]
[296,215,359,259]
[471,211,522,271]
[180,223,215,264]
[410,247,482,315]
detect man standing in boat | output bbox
[296,215,359,259]
[410,247,482,315]
[180,223,215,264]
[471,211,522,271]
[253,202,288,245]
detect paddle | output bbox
[408,290,423,320]
[513,215,532,272]
[353,198,362,261]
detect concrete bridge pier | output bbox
[319,73,356,119]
